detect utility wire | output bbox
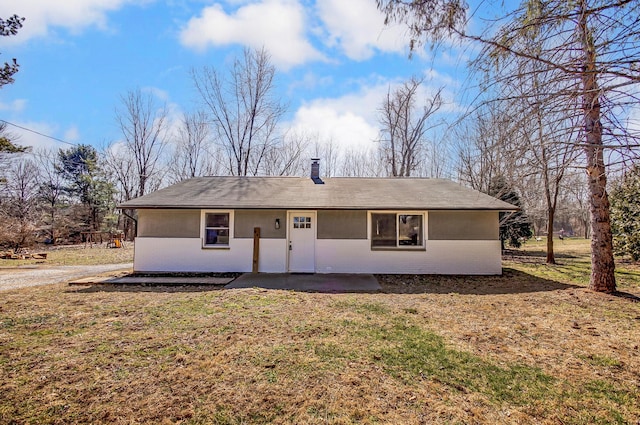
[0,119,79,147]
[0,120,105,170]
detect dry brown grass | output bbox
[0,238,639,424]
[0,244,134,267]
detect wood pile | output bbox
[0,251,47,260]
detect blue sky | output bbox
[0,0,477,155]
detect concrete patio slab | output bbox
[225,273,381,293]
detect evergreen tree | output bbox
[0,14,28,157]
[0,14,24,87]
[488,176,533,249]
[57,145,115,232]
[0,136,27,153]
[610,167,640,261]
[0,122,28,169]
[377,0,639,293]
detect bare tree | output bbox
[498,54,580,264]
[115,88,169,198]
[0,158,40,249]
[259,130,307,176]
[378,0,640,292]
[340,147,385,177]
[418,138,451,178]
[167,111,222,183]
[564,172,591,239]
[35,149,68,244]
[378,77,443,176]
[102,144,138,239]
[192,47,286,176]
[456,106,516,194]
[309,135,340,178]
[102,145,137,204]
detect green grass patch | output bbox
[508,237,640,290]
[331,298,389,315]
[369,319,554,406]
[577,353,622,368]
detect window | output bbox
[204,212,230,247]
[371,213,396,247]
[293,216,311,229]
[371,213,423,249]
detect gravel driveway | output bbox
[0,263,133,291]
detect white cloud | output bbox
[63,126,80,143]
[5,121,68,151]
[288,75,462,152]
[316,0,409,60]
[291,105,379,151]
[0,99,27,112]
[142,86,171,102]
[288,83,390,152]
[288,71,333,94]
[179,0,324,70]
[0,0,144,44]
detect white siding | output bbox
[134,237,287,273]
[134,237,501,275]
[315,239,502,275]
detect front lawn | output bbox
[0,238,638,424]
[0,244,134,267]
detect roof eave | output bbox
[118,204,518,211]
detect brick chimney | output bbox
[310,158,324,184]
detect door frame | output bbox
[286,210,317,272]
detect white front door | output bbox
[288,211,316,272]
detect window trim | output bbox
[368,211,426,251]
[201,210,233,249]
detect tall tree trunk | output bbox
[579,1,616,293]
[583,216,589,240]
[49,207,55,244]
[546,206,556,264]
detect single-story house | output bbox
[119,160,516,275]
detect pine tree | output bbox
[377,0,640,292]
[0,14,24,87]
[489,176,532,249]
[57,145,115,232]
[610,167,640,261]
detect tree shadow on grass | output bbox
[503,248,580,262]
[65,272,238,293]
[66,273,640,300]
[611,291,640,302]
[377,268,583,295]
[67,269,578,295]
[67,283,226,294]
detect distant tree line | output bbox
[0,143,116,249]
[0,45,635,257]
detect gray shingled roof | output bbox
[119,177,517,210]
[119,177,517,211]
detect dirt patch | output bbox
[376,268,581,295]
